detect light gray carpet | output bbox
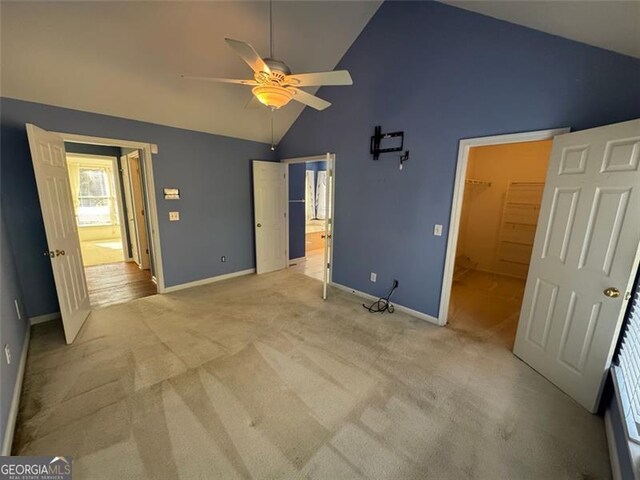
[14,270,610,479]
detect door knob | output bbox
[257,223,262,228]
[55,249,65,257]
[604,287,620,298]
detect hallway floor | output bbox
[14,270,609,479]
[80,239,125,266]
[85,262,156,308]
[289,247,324,281]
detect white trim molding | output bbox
[163,268,255,293]
[29,312,61,326]
[437,127,570,326]
[605,409,624,480]
[332,282,439,325]
[2,328,30,456]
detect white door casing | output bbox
[253,160,287,274]
[26,124,91,344]
[514,119,640,412]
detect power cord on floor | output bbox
[363,280,398,314]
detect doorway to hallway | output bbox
[65,144,156,308]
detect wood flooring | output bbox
[85,262,156,308]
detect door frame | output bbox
[281,153,336,285]
[437,127,570,326]
[53,131,166,292]
[65,152,131,262]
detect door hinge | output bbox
[141,209,145,216]
[146,249,149,254]
[327,263,331,268]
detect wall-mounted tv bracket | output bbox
[370,125,409,169]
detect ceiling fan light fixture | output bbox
[252,85,294,109]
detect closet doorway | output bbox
[446,138,553,348]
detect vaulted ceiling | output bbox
[1,1,638,145]
[445,0,640,59]
[0,1,381,144]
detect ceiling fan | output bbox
[182,3,353,111]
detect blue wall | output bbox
[0,97,274,318]
[0,212,28,449]
[278,1,640,318]
[63,142,121,158]
[288,163,306,260]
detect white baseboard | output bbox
[29,312,61,326]
[2,327,30,456]
[331,282,440,325]
[605,409,623,480]
[163,268,255,293]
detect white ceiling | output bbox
[445,0,640,59]
[0,1,381,144]
[2,1,638,145]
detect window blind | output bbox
[614,276,640,444]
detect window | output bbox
[77,167,118,226]
[614,276,640,444]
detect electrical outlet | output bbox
[4,344,11,365]
[434,224,443,236]
[221,256,226,263]
[370,272,377,283]
[14,299,21,320]
[169,211,180,221]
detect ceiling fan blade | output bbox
[286,70,353,87]
[181,75,257,85]
[245,95,262,109]
[290,88,331,111]
[225,38,271,74]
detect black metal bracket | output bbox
[400,150,410,170]
[370,125,404,160]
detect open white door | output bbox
[128,152,150,270]
[253,160,287,274]
[120,155,139,264]
[514,119,640,412]
[26,124,91,344]
[322,153,334,300]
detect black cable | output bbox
[363,280,398,314]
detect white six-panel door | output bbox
[514,119,640,412]
[253,161,287,274]
[27,124,91,344]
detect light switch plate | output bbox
[169,211,180,221]
[434,224,443,236]
[370,272,377,283]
